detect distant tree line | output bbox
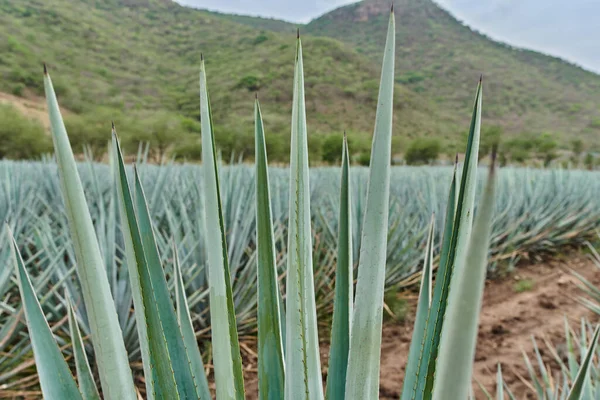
[1,105,599,169]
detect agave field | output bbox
[1,9,600,400]
[1,161,599,315]
[2,148,600,396]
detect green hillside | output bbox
[0,0,456,161]
[1,0,600,163]
[305,0,600,143]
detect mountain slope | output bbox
[1,0,599,161]
[305,0,600,143]
[0,0,458,161]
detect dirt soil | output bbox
[238,255,600,399]
[0,91,58,129]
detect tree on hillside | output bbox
[535,133,558,167]
[572,138,584,156]
[322,133,344,164]
[125,112,191,162]
[585,152,595,170]
[479,125,503,161]
[571,138,584,167]
[405,138,441,165]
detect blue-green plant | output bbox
[5,8,599,400]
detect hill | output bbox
[1,0,599,163]
[305,0,600,144]
[0,0,459,161]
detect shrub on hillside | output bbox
[405,137,441,165]
[0,104,51,159]
[322,132,373,165]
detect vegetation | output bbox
[305,0,600,144]
[1,12,517,399]
[405,137,442,165]
[0,0,456,161]
[513,279,535,293]
[2,3,600,399]
[2,0,600,163]
[500,133,560,166]
[0,104,51,158]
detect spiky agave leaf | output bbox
[325,134,353,400]
[344,9,395,399]
[284,33,324,400]
[43,67,136,400]
[432,151,496,400]
[496,364,504,400]
[7,225,82,400]
[173,243,212,400]
[566,324,600,400]
[199,57,245,399]
[401,214,434,400]
[113,132,197,398]
[67,299,101,400]
[255,98,286,399]
[415,79,483,399]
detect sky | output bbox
[175,0,600,73]
[175,0,356,23]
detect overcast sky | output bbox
[175,0,599,73]
[175,0,356,23]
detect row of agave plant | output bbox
[3,10,599,399]
[2,130,599,392]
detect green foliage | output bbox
[513,279,535,293]
[65,110,200,161]
[536,133,559,167]
[322,133,344,164]
[126,111,190,162]
[4,0,599,159]
[383,292,409,323]
[0,104,51,159]
[405,137,441,165]
[357,151,370,166]
[479,125,502,160]
[4,8,600,400]
[236,75,261,92]
[504,133,559,166]
[253,33,269,45]
[585,152,595,170]
[572,138,585,155]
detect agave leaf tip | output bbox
[200,53,204,61]
[43,63,48,74]
[297,27,300,38]
[479,74,483,83]
[391,3,394,12]
[455,153,459,164]
[111,121,116,130]
[255,92,259,100]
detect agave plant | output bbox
[493,319,600,399]
[6,9,599,400]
